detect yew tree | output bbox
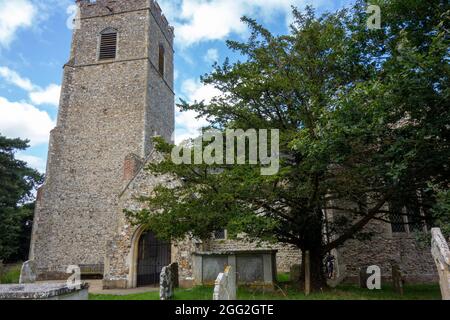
[127,0,449,290]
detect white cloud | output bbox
[0,66,36,91]
[159,0,326,47]
[0,66,61,107]
[0,0,36,47]
[181,78,221,104]
[16,153,46,173]
[0,96,55,146]
[175,78,222,144]
[204,48,219,64]
[29,84,61,106]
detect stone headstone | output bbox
[160,264,174,300]
[431,228,450,300]
[19,260,36,284]
[213,265,236,300]
[391,265,404,295]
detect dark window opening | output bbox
[159,44,165,76]
[214,229,226,240]
[99,30,117,60]
[389,201,407,233]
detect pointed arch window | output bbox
[99,28,117,60]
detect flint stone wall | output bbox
[337,219,437,283]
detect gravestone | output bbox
[213,266,236,300]
[431,228,450,300]
[391,265,404,295]
[19,260,36,284]
[160,264,174,300]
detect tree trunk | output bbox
[300,249,327,292]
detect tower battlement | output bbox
[76,0,174,44]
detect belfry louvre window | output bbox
[99,29,117,60]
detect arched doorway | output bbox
[136,230,171,287]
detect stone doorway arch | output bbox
[129,226,171,287]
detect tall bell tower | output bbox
[30,0,174,279]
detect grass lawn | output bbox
[0,266,439,300]
[0,263,21,284]
[89,283,441,300]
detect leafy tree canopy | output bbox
[127,0,449,289]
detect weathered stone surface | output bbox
[0,283,89,300]
[194,250,276,287]
[336,217,437,284]
[213,266,236,300]
[207,238,301,273]
[19,261,36,284]
[431,228,450,300]
[160,264,175,300]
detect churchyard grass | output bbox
[0,264,21,284]
[89,283,441,300]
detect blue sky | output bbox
[0,0,354,173]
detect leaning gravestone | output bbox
[160,264,174,300]
[213,266,236,300]
[19,260,37,284]
[431,228,450,300]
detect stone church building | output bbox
[29,0,437,289]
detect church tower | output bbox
[30,0,174,278]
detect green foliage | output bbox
[0,134,43,262]
[126,0,449,285]
[0,263,21,284]
[431,187,450,238]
